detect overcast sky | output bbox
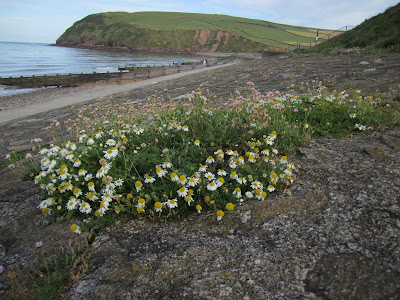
[0,0,398,43]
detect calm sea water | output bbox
[0,41,201,96]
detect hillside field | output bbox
[57,11,342,52]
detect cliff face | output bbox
[57,28,266,53]
[56,14,267,53]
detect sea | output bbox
[0,41,201,96]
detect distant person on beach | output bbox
[203,59,206,66]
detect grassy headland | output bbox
[56,11,340,52]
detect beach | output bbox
[0,57,239,124]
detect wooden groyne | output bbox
[0,63,201,88]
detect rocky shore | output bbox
[0,52,399,299]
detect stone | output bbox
[382,134,400,151]
[305,253,400,299]
[364,144,390,160]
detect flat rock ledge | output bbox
[0,53,399,299]
[2,129,398,299]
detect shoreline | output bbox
[0,60,240,124]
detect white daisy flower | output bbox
[177,187,188,197]
[135,128,144,135]
[66,197,79,210]
[170,173,179,182]
[187,177,198,187]
[103,147,118,159]
[105,139,116,146]
[166,198,178,209]
[144,175,156,184]
[226,149,234,155]
[79,202,92,214]
[162,161,172,169]
[236,177,247,184]
[206,156,215,164]
[204,172,215,181]
[156,167,167,178]
[114,178,124,186]
[232,187,242,198]
[86,192,98,201]
[199,164,208,172]
[207,181,218,191]
[217,169,227,176]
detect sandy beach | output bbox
[0,59,239,124]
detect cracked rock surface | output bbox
[0,53,399,299]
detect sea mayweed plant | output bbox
[33,83,397,232]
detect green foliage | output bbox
[314,3,400,53]
[30,83,399,232]
[11,241,89,300]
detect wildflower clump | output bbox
[33,83,398,231]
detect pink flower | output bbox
[233,100,241,108]
[294,108,299,113]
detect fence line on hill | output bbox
[288,25,355,50]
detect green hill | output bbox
[314,3,400,52]
[56,11,339,53]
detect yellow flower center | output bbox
[226,203,234,211]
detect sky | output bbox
[0,0,398,43]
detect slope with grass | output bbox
[56,11,337,52]
[314,3,400,53]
